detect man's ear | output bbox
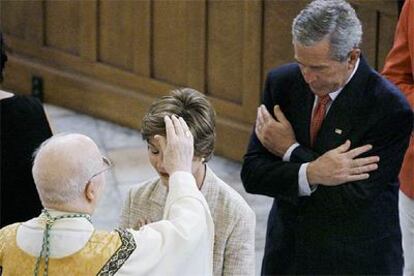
[348,48,361,68]
[85,181,96,203]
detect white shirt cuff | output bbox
[298,163,317,196]
[283,143,300,161]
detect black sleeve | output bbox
[279,97,413,216]
[311,106,412,216]
[290,145,320,163]
[241,71,302,204]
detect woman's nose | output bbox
[158,162,166,172]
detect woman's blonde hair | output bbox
[142,88,216,162]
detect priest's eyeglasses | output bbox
[87,156,112,183]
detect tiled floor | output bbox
[44,104,273,275]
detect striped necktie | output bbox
[310,95,331,146]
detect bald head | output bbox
[32,133,104,208]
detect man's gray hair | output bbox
[292,0,362,62]
[32,133,102,206]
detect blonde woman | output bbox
[120,88,256,276]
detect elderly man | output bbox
[241,0,412,275]
[0,115,213,275]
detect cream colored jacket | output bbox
[120,166,256,276]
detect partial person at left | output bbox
[0,31,53,227]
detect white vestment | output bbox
[0,172,214,276]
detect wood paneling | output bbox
[1,1,43,45]
[99,0,135,71]
[241,0,262,122]
[351,0,398,70]
[208,0,262,123]
[45,0,80,55]
[377,13,398,70]
[152,1,188,86]
[185,1,206,93]
[132,0,151,77]
[0,0,399,161]
[357,7,378,68]
[263,0,307,76]
[80,1,97,62]
[207,0,244,103]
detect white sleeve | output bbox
[282,142,300,161]
[116,171,214,276]
[298,163,318,196]
[283,144,318,197]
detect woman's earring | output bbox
[201,157,206,163]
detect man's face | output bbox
[294,39,357,96]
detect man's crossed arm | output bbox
[254,104,379,187]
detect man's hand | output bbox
[155,115,194,174]
[307,140,380,186]
[255,104,296,157]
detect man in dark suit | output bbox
[241,0,413,275]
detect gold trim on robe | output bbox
[0,223,136,275]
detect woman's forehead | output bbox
[147,136,164,147]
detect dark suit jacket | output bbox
[241,57,413,275]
